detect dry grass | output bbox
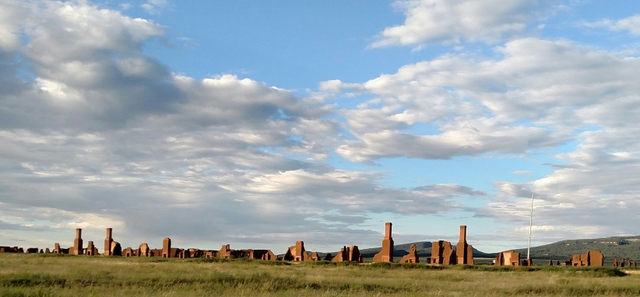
[0,254,639,296]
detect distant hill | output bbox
[316,235,640,263]
[514,235,640,260]
[349,235,640,262]
[356,241,494,259]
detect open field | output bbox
[1,254,640,297]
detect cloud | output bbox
[141,0,170,15]
[330,38,640,163]
[327,35,640,244]
[582,15,640,35]
[480,125,640,242]
[0,0,489,251]
[512,170,533,176]
[371,0,559,48]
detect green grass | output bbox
[0,254,638,296]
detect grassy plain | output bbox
[1,254,639,297]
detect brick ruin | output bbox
[2,224,630,268]
[612,257,637,267]
[332,245,362,263]
[456,225,474,265]
[569,250,604,267]
[429,225,476,265]
[72,228,83,255]
[0,246,24,253]
[13,227,279,261]
[495,251,521,266]
[431,240,456,264]
[373,222,394,263]
[400,244,419,263]
[86,241,98,256]
[283,241,312,261]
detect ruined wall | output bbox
[400,244,419,263]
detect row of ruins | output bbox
[0,223,621,267]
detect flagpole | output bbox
[527,193,534,260]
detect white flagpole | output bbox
[527,193,534,260]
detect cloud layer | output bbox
[0,0,485,251]
[2,0,640,253]
[330,35,640,243]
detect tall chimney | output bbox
[385,222,393,239]
[459,225,467,243]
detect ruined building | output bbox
[103,228,122,256]
[332,245,362,263]
[86,241,98,256]
[373,222,394,263]
[455,225,474,265]
[400,244,419,263]
[495,251,521,266]
[431,240,456,264]
[71,228,83,255]
[283,241,312,261]
[570,250,604,266]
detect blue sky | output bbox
[1,0,640,254]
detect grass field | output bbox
[1,254,640,296]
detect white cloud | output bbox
[583,15,640,35]
[0,0,489,250]
[141,0,170,15]
[330,38,640,163]
[4,0,640,252]
[328,36,640,242]
[371,0,559,48]
[512,170,533,175]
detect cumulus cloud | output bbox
[324,36,640,244]
[371,0,559,48]
[4,0,638,253]
[0,0,488,251]
[330,38,640,163]
[480,125,640,242]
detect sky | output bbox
[1,0,640,254]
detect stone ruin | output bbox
[217,244,235,259]
[103,228,122,256]
[430,225,475,265]
[283,241,312,261]
[0,246,24,253]
[72,228,83,255]
[400,244,419,263]
[4,227,274,261]
[122,247,135,257]
[138,243,150,257]
[52,243,69,254]
[495,251,521,266]
[246,249,277,261]
[162,237,174,258]
[431,240,456,264]
[612,257,636,267]
[86,241,98,256]
[8,224,627,269]
[332,245,362,263]
[104,228,113,256]
[456,225,474,265]
[373,222,394,263]
[570,250,604,267]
